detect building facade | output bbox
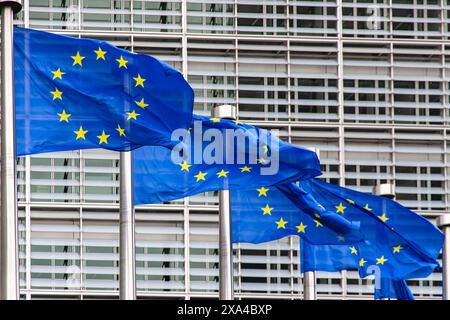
[13,0,447,299]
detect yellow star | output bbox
[335,202,346,214]
[349,246,358,255]
[194,171,207,182]
[263,145,269,154]
[359,258,367,267]
[50,88,63,100]
[179,161,192,172]
[216,169,229,178]
[51,68,65,80]
[240,166,252,172]
[57,110,71,122]
[314,219,323,227]
[233,120,242,125]
[296,222,307,233]
[116,124,126,137]
[275,218,288,229]
[210,117,221,123]
[314,212,321,219]
[73,126,87,140]
[376,256,388,265]
[261,204,273,215]
[97,130,110,144]
[393,245,402,254]
[116,55,128,68]
[364,204,372,211]
[379,213,389,223]
[71,51,85,66]
[258,158,269,164]
[257,187,269,197]
[94,47,107,60]
[133,74,146,87]
[135,98,149,109]
[346,199,355,205]
[126,110,140,121]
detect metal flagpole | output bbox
[212,104,236,300]
[119,151,136,299]
[303,271,316,300]
[373,183,395,300]
[302,147,319,300]
[0,0,22,300]
[438,215,450,300]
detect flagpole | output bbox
[438,215,450,300]
[0,0,22,300]
[119,151,136,299]
[303,269,317,300]
[212,104,236,300]
[303,147,319,300]
[374,183,395,300]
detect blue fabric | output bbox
[230,178,443,282]
[375,278,414,300]
[300,240,414,300]
[307,179,444,262]
[278,182,362,239]
[300,241,359,272]
[15,27,194,156]
[303,179,443,280]
[231,183,361,245]
[132,114,321,204]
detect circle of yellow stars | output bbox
[50,47,150,145]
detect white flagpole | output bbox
[212,104,236,300]
[302,147,319,300]
[0,0,22,300]
[373,183,395,300]
[303,269,317,300]
[438,215,450,300]
[119,151,136,299]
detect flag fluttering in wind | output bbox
[133,114,321,204]
[14,27,194,156]
[300,241,414,300]
[300,179,443,280]
[231,182,362,245]
[230,179,443,297]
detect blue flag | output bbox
[132,114,321,204]
[231,182,362,245]
[302,179,443,280]
[300,241,359,272]
[15,27,194,156]
[375,278,414,300]
[300,240,414,300]
[231,179,443,281]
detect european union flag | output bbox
[231,182,362,245]
[300,241,414,300]
[231,179,443,281]
[133,114,321,204]
[14,27,194,156]
[303,179,443,280]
